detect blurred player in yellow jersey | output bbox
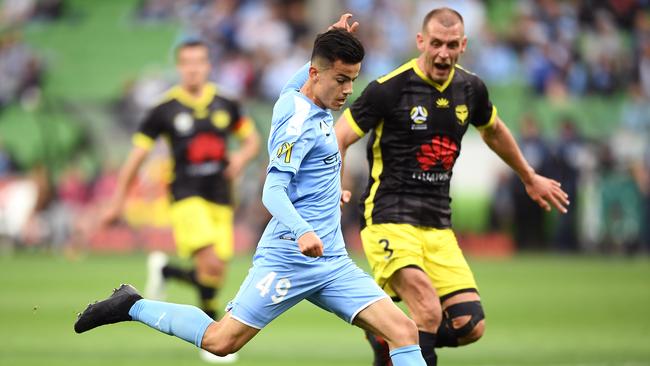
[101,39,260,362]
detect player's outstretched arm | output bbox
[100,147,149,227]
[479,116,570,213]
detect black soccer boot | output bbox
[74,284,143,334]
[365,330,393,366]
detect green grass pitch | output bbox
[1,252,648,366]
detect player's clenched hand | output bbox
[297,231,324,257]
[329,13,359,33]
[523,174,570,213]
[340,189,352,207]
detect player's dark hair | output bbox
[311,28,364,66]
[422,7,464,30]
[174,38,209,58]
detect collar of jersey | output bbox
[293,89,330,115]
[165,83,217,112]
[411,59,455,93]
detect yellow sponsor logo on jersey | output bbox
[211,110,231,129]
[435,98,450,108]
[455,104,468,125]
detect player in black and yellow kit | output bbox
[101,39,260,362]
[336,8,569,366]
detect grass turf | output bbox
[0,252,648,366]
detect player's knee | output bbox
[386,316,419,347]
[202,335,239,356]
[436,300,485,348]
[457,319,485,345]
[417,298,442,328]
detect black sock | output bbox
[419,331,437,366]
[364,330,391,366]
[161,264,194,283]
[435,321,459,348]
[161,265,219,319]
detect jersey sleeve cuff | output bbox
[343,108,366,138]
[234,117,256,140]
[293,224,314,240]
[132,132,155,150]
[266,163,297,176]
[476,106,497,131]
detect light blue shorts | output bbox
[226,246,388,329]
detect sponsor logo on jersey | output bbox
[455,104,468,125]
[187,133,226,164]
[415,135,459,173]
[435,98,450,108]
[410,106,428,130]
[174,113,194,135]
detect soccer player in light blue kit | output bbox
[73,15,426,366]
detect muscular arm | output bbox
[479,116,569,213]
[102,146,149,225]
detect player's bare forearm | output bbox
[235,130,261,165]
[480,117,534,183]
[102,147,148,225]
[480,117,569,213]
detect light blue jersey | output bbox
[226,62,387,330]
[259,63,346,256]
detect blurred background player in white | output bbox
[100,38,260,363]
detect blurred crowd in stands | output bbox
[0,0,63,110]
[1,0,649,256]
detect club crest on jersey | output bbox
[455,105,468,125]
[320,120,332,136]
[410,106,428,130]
[174,113,194,134]
[211,110,231,129]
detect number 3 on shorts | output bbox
[256,272,292,304]
[379,239,393,259]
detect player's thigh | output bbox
[360,223,425,298]
[226,247,324,330]
[170,197,220,258]
[201,312,260,355]
[389,266,441,327]
[352,297,418,348]
[307,255,388,324]
[422,228,478,298]
[207,201,234,261]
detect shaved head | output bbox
[422,7,464,30]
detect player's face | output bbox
[314,60,360,111]
[416,19,467,83]
[176,46,211,90]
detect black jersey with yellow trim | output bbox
[346,59,497,229]
[133,83,255,205]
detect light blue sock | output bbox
[128,299,213,347]
[389,345,427,366]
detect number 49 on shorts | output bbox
[256,272,292,304]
